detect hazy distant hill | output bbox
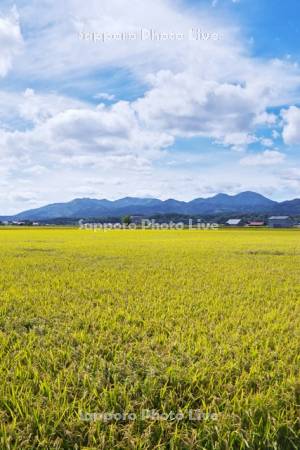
[3,191,300,220]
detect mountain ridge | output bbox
[2,191,300,220]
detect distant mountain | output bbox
[11,198,113,221]
[3,191,300,220]
[187,191,276,214]
[276,199,300,215]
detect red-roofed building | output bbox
[247,221,265,227]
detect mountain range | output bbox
[2,191,300,221]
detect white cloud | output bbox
[0,95,173,181]
[133,60,299,149]
[94,92,115,101]
[18,89,87,125]
[281,106,300,145]
[1,0,300,212]
[0,7,23,77]
[134,76,259,143]
[254,111,277,126]
[260,138,273,148]
[4,0,300,151]
[239,150,285,166]
[212,0,240,6]
[0,88,89,135]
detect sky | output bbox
[1,0,300,214]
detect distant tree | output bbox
[122,215,131,226]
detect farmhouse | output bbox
[12,221,26,226]
[268,216,294,228]
[226,219,243,226]
[248,221,265,227]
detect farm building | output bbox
[248,221,265,227]
[226,219,243,226]
[268,216,294,228]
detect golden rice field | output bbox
[0,228,299,449]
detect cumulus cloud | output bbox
[0,7,23,77]
[239,150,285,166]
[0,95,173,177]
[3,0,300,151]
[18,89,87,125]
[1,0,300,211]
[133,58,300,149]
[94,93,115,101]
[134,75,260,143]
[260,138,273,148]
[281,106,300,145]
[0,88,88,132]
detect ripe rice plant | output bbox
[0,228,299,449]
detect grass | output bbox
[0,228,299,449]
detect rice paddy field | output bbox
[0,227,299,449]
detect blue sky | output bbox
[1,0,300,214]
